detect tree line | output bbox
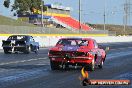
[3,0,47,16]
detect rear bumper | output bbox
[49,57,93,65]
[3,46,26,51]
[14,46,26,51]
[3,46,13,51]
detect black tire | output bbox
[4,49,10,54]
[88,59,95,71]
[15,52,18,54]
[81,79,88,86]
[98,60,104,69]
[35,47,39,54]
[24,46,31,54]
[50,60,60,70]
[65,64,69,70]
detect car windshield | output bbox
[7,36,27,41]
[56,39,88,46]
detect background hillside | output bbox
[0,15,35,26]
[1,15,130,35]
[93,24,132,35]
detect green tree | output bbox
[4,0,47,15]
[3,0,10,8]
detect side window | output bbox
[56,40,63,45]
[82,41,88,46]
[94,40,98,48]
[71,40,76,45]
[79,40,88,46]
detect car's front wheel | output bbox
[50,60,60,70]
[24,46,31,54]
[35,47,39,54]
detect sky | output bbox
[0,0,131,25]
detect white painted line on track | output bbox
[0,57,48,65]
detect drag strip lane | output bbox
[0,42,132,88]
[0,42,131,66]
[0,47,132,66]
[8,51,132,88]
[0,47,132,65]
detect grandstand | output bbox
[18,4,91,31]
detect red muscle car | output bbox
[48,38,106,71]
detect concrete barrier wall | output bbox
[0,36,132,49]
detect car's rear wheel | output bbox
[84,59,95,71]
[98,60,104,69]
[50,60,60,70]
[4,49,10,54]
[88,59,95,71]
[65,64,69,70]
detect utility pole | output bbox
[79,0,81,33]
[127,0,131,24]
[41,0,44,27]
[104,0,106,30]
[124,0,131,34]
[124,3,127,34]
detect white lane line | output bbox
[0,57,48,65]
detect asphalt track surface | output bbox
[0,42,132,88]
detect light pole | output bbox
[41,0,44,27]
[123,12,126,35]
[104,0,106,30]
[79,0,81,33]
